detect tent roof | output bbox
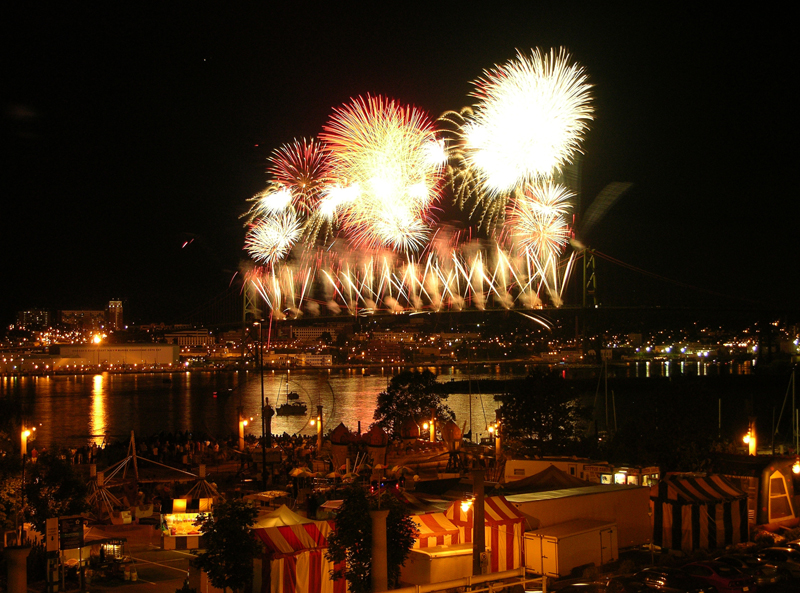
[411,512,459,539]
[253,518,334,555]
[650,475,746,504]
[499,464,593,493]
[390,489,449,514]
[445,495,526,526]
[251,504,314,528]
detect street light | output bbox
[21,429,31,458]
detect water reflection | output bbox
[0,360,759,448]
[91,374,106,444]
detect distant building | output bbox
[16,309,52,330]
[292,326,337,342]
[60,310,106,330]
[164,330,214,347]
[107,300,123,330]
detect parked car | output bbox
[634,567,715,593]
[556,577,647,593]
[757,547,800,580]
[784,539,800,552]
[682,561,756,593]
[715,553,783,586]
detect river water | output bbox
[0,359,755,448]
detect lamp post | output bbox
[743,418,757,456]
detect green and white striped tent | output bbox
[650,475,748,553]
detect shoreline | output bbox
[0,355,761,379]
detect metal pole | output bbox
[604,360,609,432]
[259,321,267,491]
[472,469,485,576]
[772,407,775,455]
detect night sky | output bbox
[3,4,795,326]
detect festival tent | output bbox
[444,496,526,573]
[411,513,460,549]
[252,505,344,593]
[498,465,593,493]
[650,475,748,553]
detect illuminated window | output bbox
[768,471,794,522]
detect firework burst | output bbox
[320,95,445,253]
[267,138,332,214]
[508,182,573,260]
[245,211,303,265]
[466,48,593,193]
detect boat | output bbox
[286,391,301,400]
[276,402,307,416]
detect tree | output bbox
[0,455,22,532]
[193,499,261,593]
[372,370,455,438]
[498,370,588,454]
[24,451,89,533]
[326,485,417,593]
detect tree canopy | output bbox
[372,370,455,438]
[193,499,261,593]
[326,485,417,593]
[498,370,588,454]
[24,451,89,533]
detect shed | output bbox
[252,505,344,593]
[524,519,617,577]
[650,475,748,553]
[444,496,526,573]
[506,484,651,548]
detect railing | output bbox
[393,568,547,593]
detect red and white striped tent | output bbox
[411,513,460,549]
[444,496,526,573]
[252,505,345,593]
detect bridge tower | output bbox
[582,250,598,308]
[241,280,261,360]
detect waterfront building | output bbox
[55,343,180,366]
[296,353,332,367]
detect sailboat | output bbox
[275,375,307,416]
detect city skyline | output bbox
[3,5,795,326]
